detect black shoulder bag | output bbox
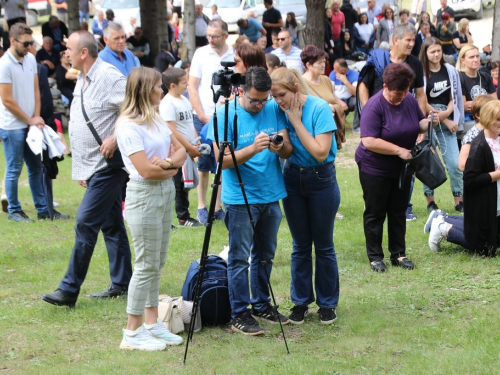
[400,113,447,190]
[80,88,125,169]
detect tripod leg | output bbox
[183,141,227,364]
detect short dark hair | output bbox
[237,18,247,28]
[334,58,348,69]
[265,54,282,69]
[105,9,115,20]
[236,43,266,70]
[74,30,98,58]
[382,63,415,91]
[208,19,228,34]
[301,45,328,70]
[160,41,171,51]
[162,68,186,89]
[264,0,273,5]
[9,23,32,39]
[241,66,272,92]
[399,9,410,16]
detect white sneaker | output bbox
[119,325,167,351]
[53,201,60,208]
[428,216,445,252]
[146,318,184,345]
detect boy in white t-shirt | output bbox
[159,68,204,227]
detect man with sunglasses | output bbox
[271,30,303,74]
[0,23,50,222]
[206,67,293,335]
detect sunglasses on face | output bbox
[277,37,288,41]
[15,39,35,48]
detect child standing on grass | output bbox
[116,66,186,351]
[159,68,204,228]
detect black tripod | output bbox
[183,79,290,364]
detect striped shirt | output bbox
[271,46,304,74]
[69,57,127,181]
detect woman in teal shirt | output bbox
[271,67,340,325]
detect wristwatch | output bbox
[164,158,174,169]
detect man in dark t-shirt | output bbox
[262,0,283,48]
[435,0,454,26]
[359,23,426,113]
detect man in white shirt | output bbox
[188,19,235,224]
[0,23,49,222]
[271,30,303,74]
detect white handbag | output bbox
[158,295,185,334]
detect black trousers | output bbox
[195,36,208,48]
[359,168,412,262]
[173,167,190,220]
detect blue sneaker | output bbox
[197,207,209,224]
[405,207,417,221]
[214,207,226,220]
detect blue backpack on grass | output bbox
[181,255,232,326]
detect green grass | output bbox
[1,124,500,374]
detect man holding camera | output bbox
[206,67,292,335]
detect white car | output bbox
[95,0,141,26]
[202,0,266,34]
[430,0,493,20]
[202,0,306,34]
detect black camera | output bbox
[212,61,245,87]
[269,133,284,146]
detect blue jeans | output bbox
[59,168,132,294]
[422,125,463,197]
[0,128,48,214]
[283,162,340,309]
[224,201,282,318]
[79,11,90,24]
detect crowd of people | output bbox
[0,0,499,353]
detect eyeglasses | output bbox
[244,92,271,106]
[207,34,224,40]
[277,37,289,41]
[15,39,35,48]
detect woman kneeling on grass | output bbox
[427,100,500,255]
[271,67,340,325]
[116,67,186,351]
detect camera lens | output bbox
[269,133,284,146]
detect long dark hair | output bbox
[286,12,297,28]
[419,37,446,80]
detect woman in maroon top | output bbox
[355,63,429,272]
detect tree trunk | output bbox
[304,0,326,49]
[140,0,168,67]
[67,0,80,34]
[492,1,500,61]
[183,0,196,62]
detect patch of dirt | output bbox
[336,132,360,168]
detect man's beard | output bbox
[15,47,27,58]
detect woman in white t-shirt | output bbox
[116,67,186,351]
[353,13,375,55]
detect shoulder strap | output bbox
[306,80,321,97]
[81,87,103,146]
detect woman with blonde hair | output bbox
[427,100,500,256]
[116,66,186,351]
[452,18,473,52]
[457,45,497,138]
[271,67,340,325]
